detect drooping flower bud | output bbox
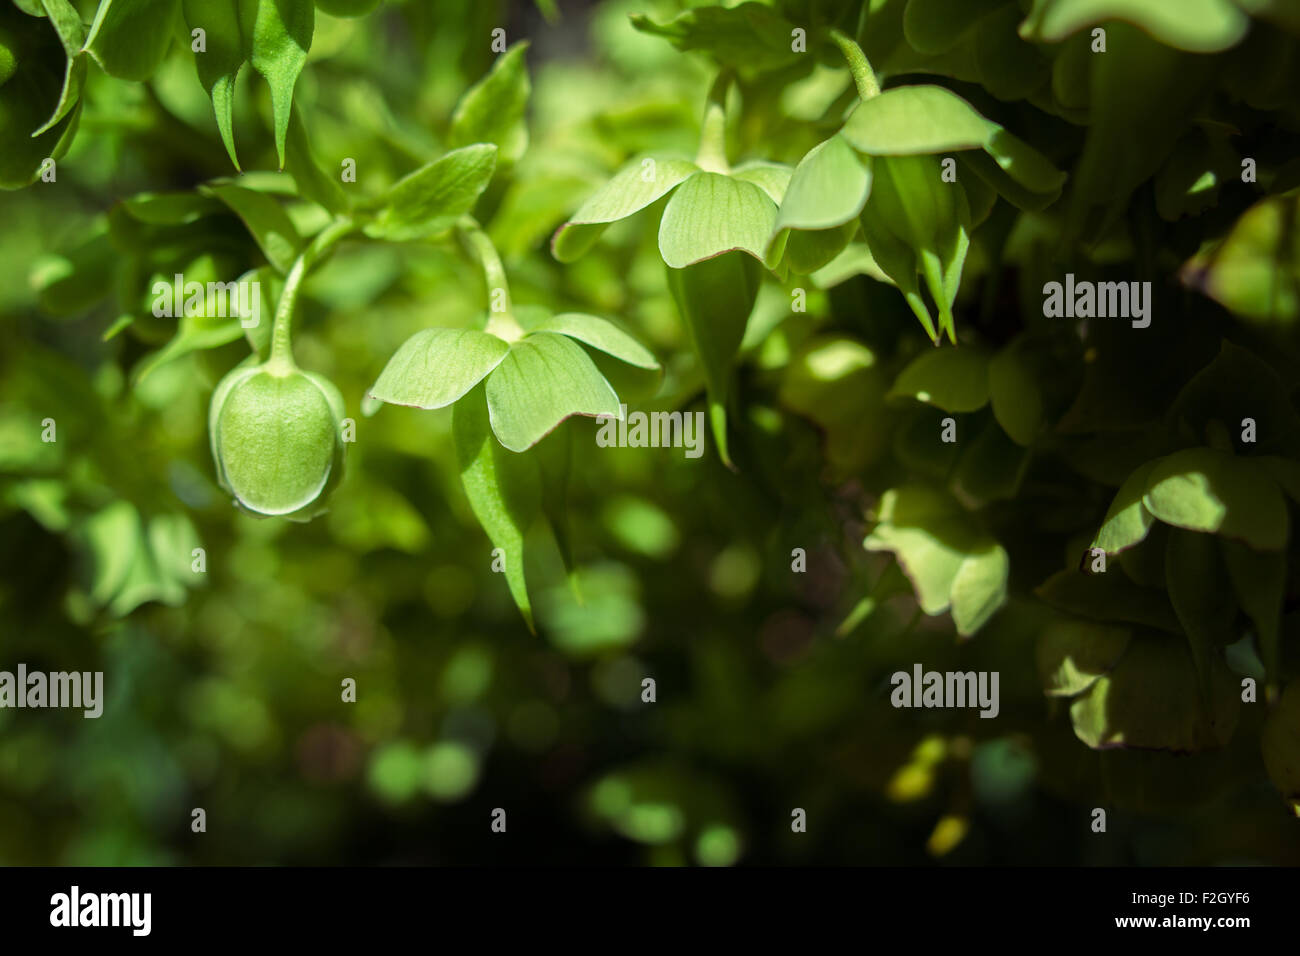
[209,361,346,520]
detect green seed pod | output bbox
[209,361,346,520]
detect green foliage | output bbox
[3,0,1300,867]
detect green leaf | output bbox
[666,252,760,468]
[286,108,349,214]
[774,138,869,233]
[903,0,1007,55]
[1183,192,1300,326]
[84,0,179,81]
[363,143,498,241]
[518,312,660,370]
[1019,0,1250,53]
[551,158,699,263]
[839,84,1065,207]
[889,347,990,412]
[768,136,871,267]
[778,336,889,478]
[485,332,621,453]
[1143,448,1289,551]
[448,41,530,166]
[1093,460,1156,553]
[1069,635,1240,752]
[134,301,247,383]
[1035,568,1182,634]
[1262,680,1300,805]
[201,181,302,273]
[658,171,776,269]
[988,341,1044,446]
[1165,527,1237,709]
[244,0,314,168]
[33,0,86,136]
[367,328,509,410]
[1064,23,1211,240]
[1166,342,1300,457]
[729,161,793,204]
[628,1,802,74]
[1221,538,1285,684]
[1036,617,1131,697]
[30,227,116,317]
[0,11,81,189]
[453,382,540,630]
[949,540,1009,636]
[860,154,971,342]
[121,190,224,224]
[864,484,1008,635]
[182,0,243,169]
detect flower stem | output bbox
[829,28,880,100]
[695,71,732,174]
[267,217,358,374]
[458,216,524,341]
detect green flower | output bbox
[367,306,659,452]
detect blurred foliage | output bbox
[1,0,1299,866]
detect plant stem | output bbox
[829,28,880,100]
[695,71,731,174]
[458,216,524,341]
[267,217,358,374]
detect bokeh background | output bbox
[2,0,1299,865]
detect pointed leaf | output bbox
[1093,460,1157,553]
[519,312,659,370]
[453,383,540,630]
[245,0,313,168]
[363,143,498,241]
[202,182,302,273]
[368,328,509,410]
[485,332,620,452]
[1143,448,1289,551]
[449,41,530,165]
[552,158,698,263]
[84,0,180,81]
[183,0,243,169]
[658,170,776,268]
[666,252,760,467]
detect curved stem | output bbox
[829,28,880,100]
[695,71,732,174]
[267,217,358,374]
[458,216,523,341]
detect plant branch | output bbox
[458,216,523,341]
[829,28,880,100]
[267,217,358,373]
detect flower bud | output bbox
[209,362,346,520]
